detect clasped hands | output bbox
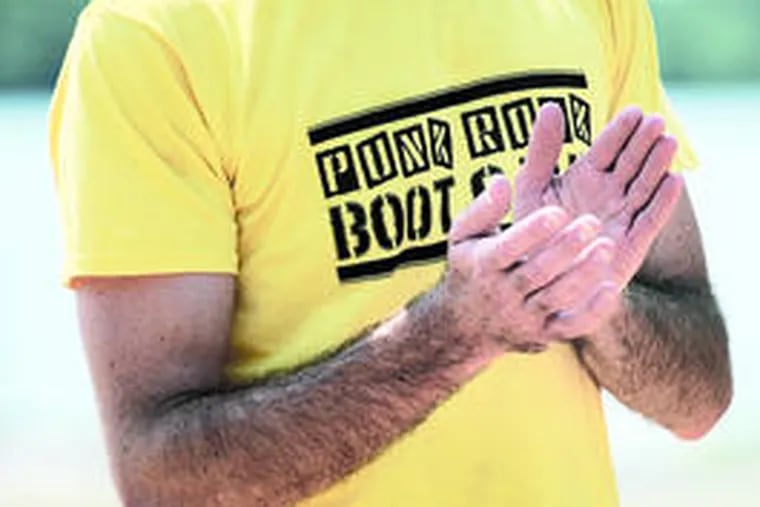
[443,104,683,353]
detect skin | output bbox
[515,104,732,437]
[75,106,731,505]
[79,189,611,506]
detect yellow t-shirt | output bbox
[50,1,697,505]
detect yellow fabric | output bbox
[50,1,697,505]
[603,0,698,169]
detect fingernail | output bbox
[626,106,644,122]
[544,209,565,229]
[487,177,509,205]
[595,246,613,263]
[649,115,666,133]
[577,221,597,242]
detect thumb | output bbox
[516,103,565,201]
[449,175,512,244]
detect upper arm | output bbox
[638,183,709,285]
[52,8,241,446]
[76,274,235,446]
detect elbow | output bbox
[111,446,167,507]
[113,449,208,507]
[110,431,268,507]
[673,385,733,441]
[108,427,190,507]
[674,423,715,441]
[675,326,733,442]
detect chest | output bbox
[226,0,614,363]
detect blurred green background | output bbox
[2,0,760,88]
[0,0,88,89]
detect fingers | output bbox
[613,115,666,185]
[477,206,569,270]
[506,214,601,294]
[628,173,684,252]
[525,237,616,314]
[584,107,643,172]
[449,175,512,244]
[625,136,679,214]
[545,282,621,339]
[517,103,565,199]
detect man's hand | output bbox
[512,105,732,438]
[515,104,684,288]
[441,176,619,353]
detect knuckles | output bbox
[510,266,541,294]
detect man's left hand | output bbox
[514,104,684,290]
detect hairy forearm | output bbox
[116,287,494,506]
[579,277,732,437]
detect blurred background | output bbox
[0,0,758,505]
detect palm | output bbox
[515,105,683,287]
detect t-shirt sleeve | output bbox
[49,7,238,287]
[606,0,698,170]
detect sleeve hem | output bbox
[62,254,238,288]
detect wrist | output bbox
[582,289,630,361]
[425,281,503,371]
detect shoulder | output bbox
[86,0,241,24]
[599,0,655,38]
[61,0,252,173]
[70,0,249,113]
[79,0,248,51]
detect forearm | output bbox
[579,276,732,438]
[116,287,495,506]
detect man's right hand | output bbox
[515,104,684,290]
[441,176,619,354]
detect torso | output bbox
[119,0,621,504]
